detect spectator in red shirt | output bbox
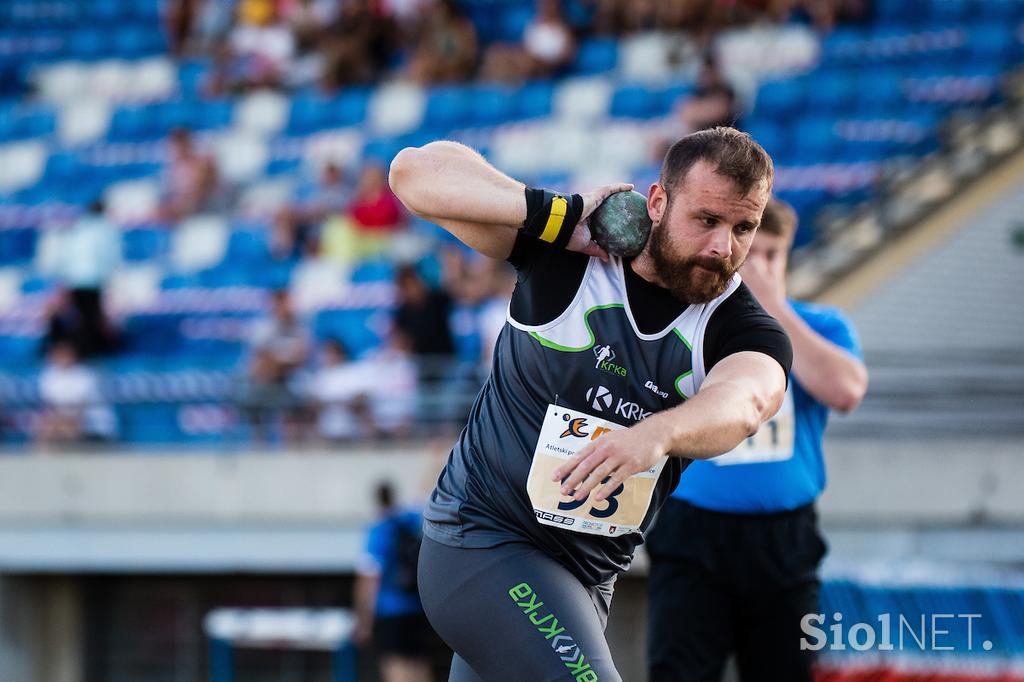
[350,164,405,233]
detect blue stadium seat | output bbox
[423,87,473,130]
[804,70,858,113]
[754,78,805,118]
[224,229,271,266]
[109,105,161,141]
[20,274,53,294]
[350,258,395,283]
[466,85,516,126]
[854,72,905,115]
[0,228,37,266]
[609,85,660,119]
[68,28,105,58]
[314,309,385,358]
[192,98,233,130]
[496,5,534,43]
[571,38,619,75]
[965,23,1018,67]
[514,81,555,119]
[794,118,841,161]
[928,0,973,24]
[742,121,787,160]
[178,59,210,97]
[288,93,333,133]
[122,228,170,263]
[976,0,1024,22]
[874,0,919,25]
[332,88,371,127]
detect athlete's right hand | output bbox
[566,182,634,261]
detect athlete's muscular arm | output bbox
[553,351,786,502]
[389,140,631,260]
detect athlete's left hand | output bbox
[552,418,670,502]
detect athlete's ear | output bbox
[648,183,667,224]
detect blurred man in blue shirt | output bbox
[354,482,434,682]
[647,199,868,682]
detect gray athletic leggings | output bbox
[418,535,622,682]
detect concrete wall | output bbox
[0,439,1020,531]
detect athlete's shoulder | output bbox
[704,281,792,374]
[508,232,592,327]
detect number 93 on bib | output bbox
[526,404,667,537]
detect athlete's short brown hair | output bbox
[659,126,774,198]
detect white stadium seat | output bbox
[214,132,269,184]
[105,178,161,225]
[368,81,426,136]
[554,76,613,122]
[235,90,290,136]
[171,215,229,273]
[0,141,47,193]
[58,98,113,146]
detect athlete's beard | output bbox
[648,222,738,304]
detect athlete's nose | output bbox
[705,226,732,260]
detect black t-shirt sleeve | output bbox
[506,231,590,327]
[702,283,793,378]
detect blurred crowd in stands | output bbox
[11,0,878,449]
[164,0,867,91]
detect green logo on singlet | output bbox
[508,582,599,681]
[593,345,627,378]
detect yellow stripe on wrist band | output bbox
[538,195,568,243]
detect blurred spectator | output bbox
[271,162,353,261]
[42,200,120,359]
[191,0,236,54]
[480,0,575,83]
[522,0,576,77]
[350,164,405,234]
[159,128,220,222]
[682,53,741,131]
[406,0,478,84]
[165,0,199,56]
[321,164,406,265]
[280,0,338,54]
[241,289,310,442]
[295,162,355,219]
[393,264,455,360]
[654,54,741,160]
[36,343,117,446]
[320,0,395,91]
[354,481,435,682]
[224,0,296,90]
[306,339,374,442]
[476,262,516,366]
[363,331,418,438]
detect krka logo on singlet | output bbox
[592,344,627,378]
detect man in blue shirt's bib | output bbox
[647,199,868,682]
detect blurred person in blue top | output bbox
[646,198,868,682]
[354,481,435,682]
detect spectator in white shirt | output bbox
[36,342,117,446]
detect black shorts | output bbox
[373,612,434,659]
[646,499,827,682]
[418,535,621,682]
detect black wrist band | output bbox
[522,187,584,250]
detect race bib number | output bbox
[712,388,795,466]
[526,404,666,537]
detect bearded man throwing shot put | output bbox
[388,126,792,681]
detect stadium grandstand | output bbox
[0,0,1023,680]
